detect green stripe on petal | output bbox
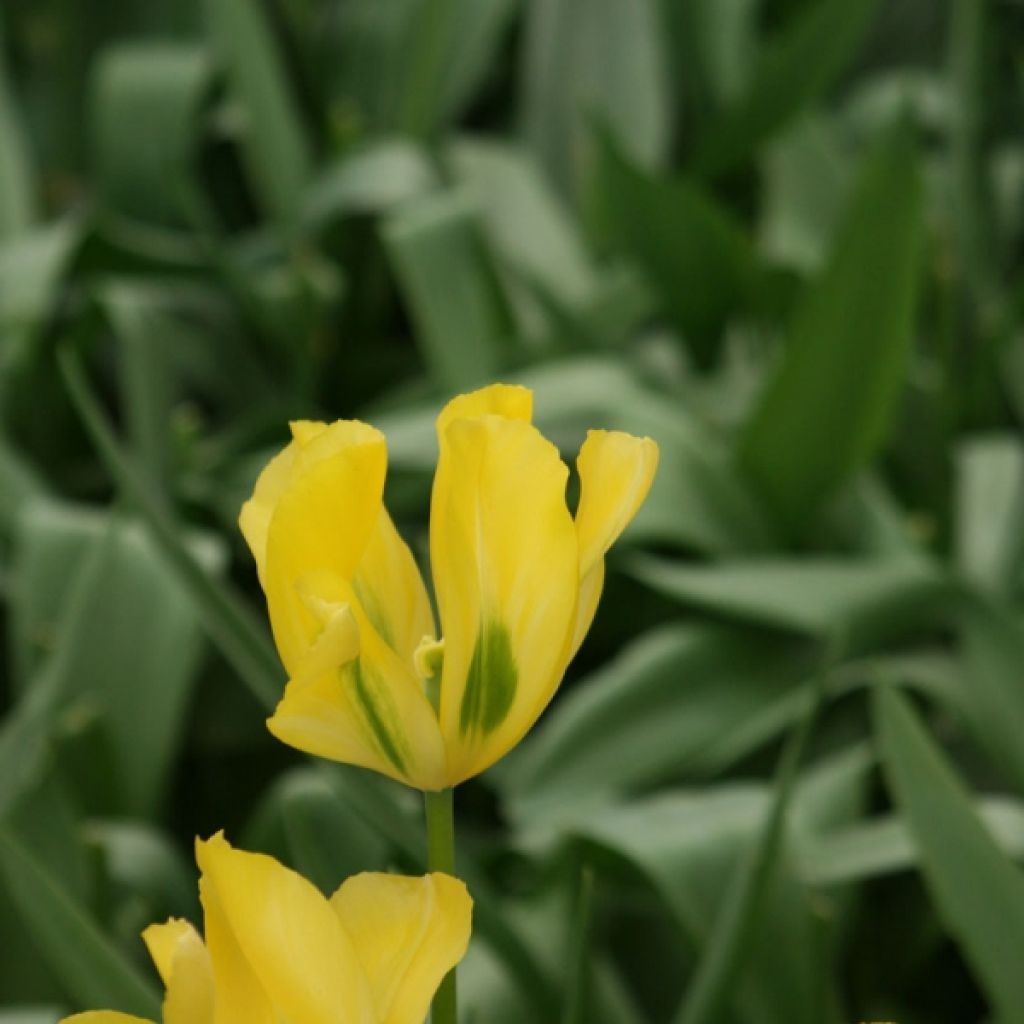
[349,661,410,775]
[459,620,518,737]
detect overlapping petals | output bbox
[61,834,472,1024]
[242,384,658,788]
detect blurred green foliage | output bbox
[2,0,1024,1021]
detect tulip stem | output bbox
[425,786,457,1024]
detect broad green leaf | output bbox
[0,530,120,826]
[592,130,755,366]
[90,44,210,226]
[99,283,179,502]
[801,796,1024,886]
[673,665,825,1024]
[382,189,512,391]
[948,0,999,316]
[0,829,160,1019]
[0,1010,62,1024]
[758,114,854,272]
[57,348,283,712]
[692,0,881,177]
[570,784,833,1024]
[562,866,596,1024]
[203,0,312,227]
[499,626,816,827]
[396,0,515,136]
[0,13,34,238]
[739,131,924,534]
[684,0,760,106]
[958,598,1024,795]
[305,140,439,223]
[628,555,952,647]
[954,435,1024,593]
[521,0,670,198]
[432,0,517,126]
[0,221,79,386]
[0,434,44,538]
[447,139,600,333]
[876,688,1024,1023]
[10,500,216,815]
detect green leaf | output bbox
[89,43,211,226]
[520,0,670,198]
[628,555,952,647]
[0,531,119,825]
[876,687,1024,1023]
[10,500,217,815]
[958,597,1024,796]
[0,1010,62,1024]
[568,781,838,1024]
[304,140,439,223]
[382,189,512,391]
[0,13,35,238]
[499,625,816,827]
[0,829,160,1019]
[739,131,924,534]
[592,130,755,366]
[0,433,45,539]
[673,657,825,1024]
[447,139,601,333]
[0,222,80,387]
[203,0,312,227]
[801,796,1024,886]
[692,0,881,177]
[396,0,514,137]
[954,435,1024,593]
[57,347,283,713]
[758,114,855,272]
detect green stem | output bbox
[425,787,457,1024]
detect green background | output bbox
[2,0,1024,1021]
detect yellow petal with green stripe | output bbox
[196,833,374,1024]
[431,410,578,784]
[268,559,446,789]
[351,507,435,665]
[330,872,472,1024]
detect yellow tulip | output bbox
[61,832,472,1024]
[240,384,658,789]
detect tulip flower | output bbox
[240,383,658,790]
[61,832,472,1024]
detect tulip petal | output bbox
[238,442,298,587]
[575,430,659,578]
[431,412,578,783]
[196,833,374,1024]
[257,420,388,677]
[352,507,435,666]
[268,623,448,789]
[60,1015,154,1024]
[269,562,446,789]
[570,430,658,652]
[330,872,472,1024]
[142,919,214,1024]
[435,382,533,434]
